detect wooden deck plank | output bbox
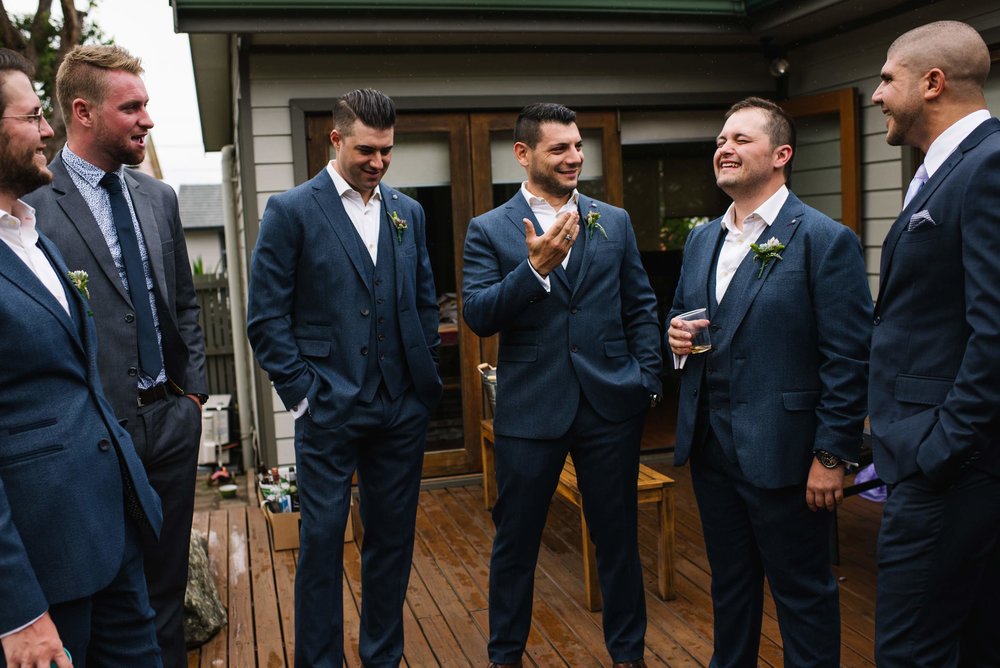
[227,508,255,668]
[271,548,297,665]
[248,507,287,668]
[197,509,230,668]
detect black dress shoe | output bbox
[487,662,523,668]
[612,661,647,668]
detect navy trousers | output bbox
[0,520,162,668]
[293,384,430,668]
[875,467,1000,667]
[690,431,839,668]
[488,391,647,664]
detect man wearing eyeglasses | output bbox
[25,45,207,668]
[0,48,164,668]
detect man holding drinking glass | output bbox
[666,96,871,667]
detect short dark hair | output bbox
[333,88,396,135]
[514,103,577,148]
[726,96,796,179]
[0,49,35,117]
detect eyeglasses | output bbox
[1,110,45,130]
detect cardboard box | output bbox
[259,481,354,551]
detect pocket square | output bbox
[907,210,937,232]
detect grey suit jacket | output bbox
[25,154,208,430]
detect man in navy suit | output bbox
[463,103,662,668]
[0,48,162,668]
[666,97,870,667]
[869,21,1000,666]
[248,88,442,667]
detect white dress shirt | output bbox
[922,109,992,179]
[673,185,789,370]
[521,182,579,292]
[326,161,383,265]
[0,200,69,315]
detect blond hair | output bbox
[56,44,144,120]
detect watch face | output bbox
[817,451,840,469]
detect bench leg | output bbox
[658,489,676,601]
[481,432,497,511]
[580,511,603,612]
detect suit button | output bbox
[361,308,370,317]
[375,279,382,286]
[710,325,721,332]
[570,307,578,314]
[376,298,384,305]
[873,315,881,325]
[379,354,385,361]
[128,367,138,377]
[377,334,385,341]
[124,313,135,323]
[361,347,369,356]
[571,345,579,353]
[378,317,385,324]
[98,439,111,452]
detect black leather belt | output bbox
[137,384,171,407]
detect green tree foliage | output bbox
[0,0,110,158]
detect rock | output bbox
[184,529,227,648]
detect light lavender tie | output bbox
[902,164,928,208]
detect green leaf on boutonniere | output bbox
[390,210,407,244]
[750,236,785,278]
[585,209,607,240]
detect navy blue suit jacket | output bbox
[462,193,662,439]
[0,232,161,634]
[870,117,1000,485]
[247,171,442,428]
[669,192,871,488]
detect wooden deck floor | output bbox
[187,462,880,667]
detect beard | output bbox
[0,141,52,198]
[95,123,146,167]
[529,163,577,199]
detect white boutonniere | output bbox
[389,210,407,244]
[68,270,90,299]
[585,206,607,240]
[750,237,785,278]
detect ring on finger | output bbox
[564,233,572,241]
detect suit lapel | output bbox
[50,158,130,303]
[0,236,83,352]
[124,171,168,304]
[722,194,805,337]
[381,186,406,301]
[310,172,372,293]
[504,193,571,289]
[692,221,727,315]
[570,195,598,298]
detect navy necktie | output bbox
[100,173,163,379]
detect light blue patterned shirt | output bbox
[62,146,166,389]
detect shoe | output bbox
[612,661,647,668]
[487,662,523,668]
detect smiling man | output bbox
[869,21,1000,667]
[0,47,163,668]
[463,103,662,668]
[666,97,871,667]
[25,44,207,668]
[248,88,441,667]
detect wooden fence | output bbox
[193,274,237,397]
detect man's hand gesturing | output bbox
[524,210,579,277]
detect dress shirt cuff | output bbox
[673,352,687,370]
[528,261,551,292]
[291,397,309,420]
[0,611,45,639]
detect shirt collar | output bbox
[923,109,992,178]
[62,145,123,187]
[720,184,789,232]
[326,161,383,203]
[0,200,37,228]
[520,182,579,210]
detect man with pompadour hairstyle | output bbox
[248,87,442,667]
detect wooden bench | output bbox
[480,419,676,611]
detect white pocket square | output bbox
[907,210,937,232]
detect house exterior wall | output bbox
[787,5,1000,296]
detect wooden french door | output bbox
[304,110,623,477]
